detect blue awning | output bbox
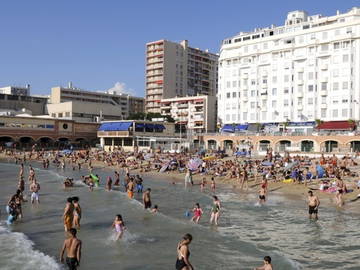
[235,124,248,131]
[154,124,166,130]
[135,123,145,129]
[222,124,235,132]
[98,122,133,131]
[145,123,154,129]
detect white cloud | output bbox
[107,82,135,96]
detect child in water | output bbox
[191,203,203,224]
[111,214,126,240]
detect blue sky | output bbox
[0,0,358,97]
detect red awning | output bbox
[316,121,356,130]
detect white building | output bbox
[218,8,360,126]
[160,95,216,133]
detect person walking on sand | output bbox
[307,190,320,220]
[254,256,273,270]
[210,196,221,226]
[143,188,152,209]
[175,233,193,270]
[60,228,82,270]
[63,197,74,232]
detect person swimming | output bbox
[112,214,126,240]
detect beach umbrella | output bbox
[187,158,203,170]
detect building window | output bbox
[58,113,63,118]
[332,109,338,117]
[226,93,230,98]
[333,82,339,91]
[342,109,348,117]
[243,112,247,120]
[333,42,340,50]
[232,92,237,98]
[272,88,277,95]
[343,54,349,62]
[65,112,70,117]
[284,100,289,106]
[321,82,327,91]
[321,96,326,104]
[250,102,255,108]
[272,76,277,83]
[284,88,289,94]
[298,72,303,80]
[308,72,314,80]
[321,108,327,118]
[308,85,314,92]
[232,81,237,87]
[321,44,329,51]
[342,82,348,90]
[272,100,277,107]
[308,98,313,105]
[251,90,256,97]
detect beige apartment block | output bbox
[48,84,144,122]
[160,95,216,133]
[145,40,218,113]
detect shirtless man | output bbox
[308,190,320,220]
[258,184,266,204]
[63,197,74,232]
[127,178,134,199]
[106,176,112,191]
[19,163,24,178]
[142,188,152,209]
[60,228,82,270]
[30,179,40,204]
[254,256,273,270]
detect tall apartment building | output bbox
[218,8,360,125]
[47,83,144,122]
[160,95,216,133]
[145,40,218,113]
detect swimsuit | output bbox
[194,209,202,217]
[66,257,78,270]
[259,195,266,200]
[127,190,134,198]
[31,192,39,201]
[211,204,219,213]
[175,246,190,270]
[144,200,152,209]
[308,205,318,214]
[115,223,123,233]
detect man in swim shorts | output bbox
[307,190,320,220]
[60,228,82,270]
[63,197,74,232]
[254,256,273,270]
[143,188,152,209]
[30,179,40,204]
[127,178,134,199]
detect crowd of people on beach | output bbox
[4,144,360,269]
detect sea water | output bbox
[0,161,359,269]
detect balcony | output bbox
[320,90,327,96]
[320,104,327,109]
[320,64,328,70]
[177,104,189,109]
[297,80,304,85]
[320,77,328,83]
[297,92,303,98]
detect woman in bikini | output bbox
[175,233,193,270]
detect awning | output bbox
[154,124,166,130]
[316,121,355,130]
[145,123,154,129]
[222,124,235,132]
[235,124,248,131]
[135,123,145,129]
[98,122,133,131]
